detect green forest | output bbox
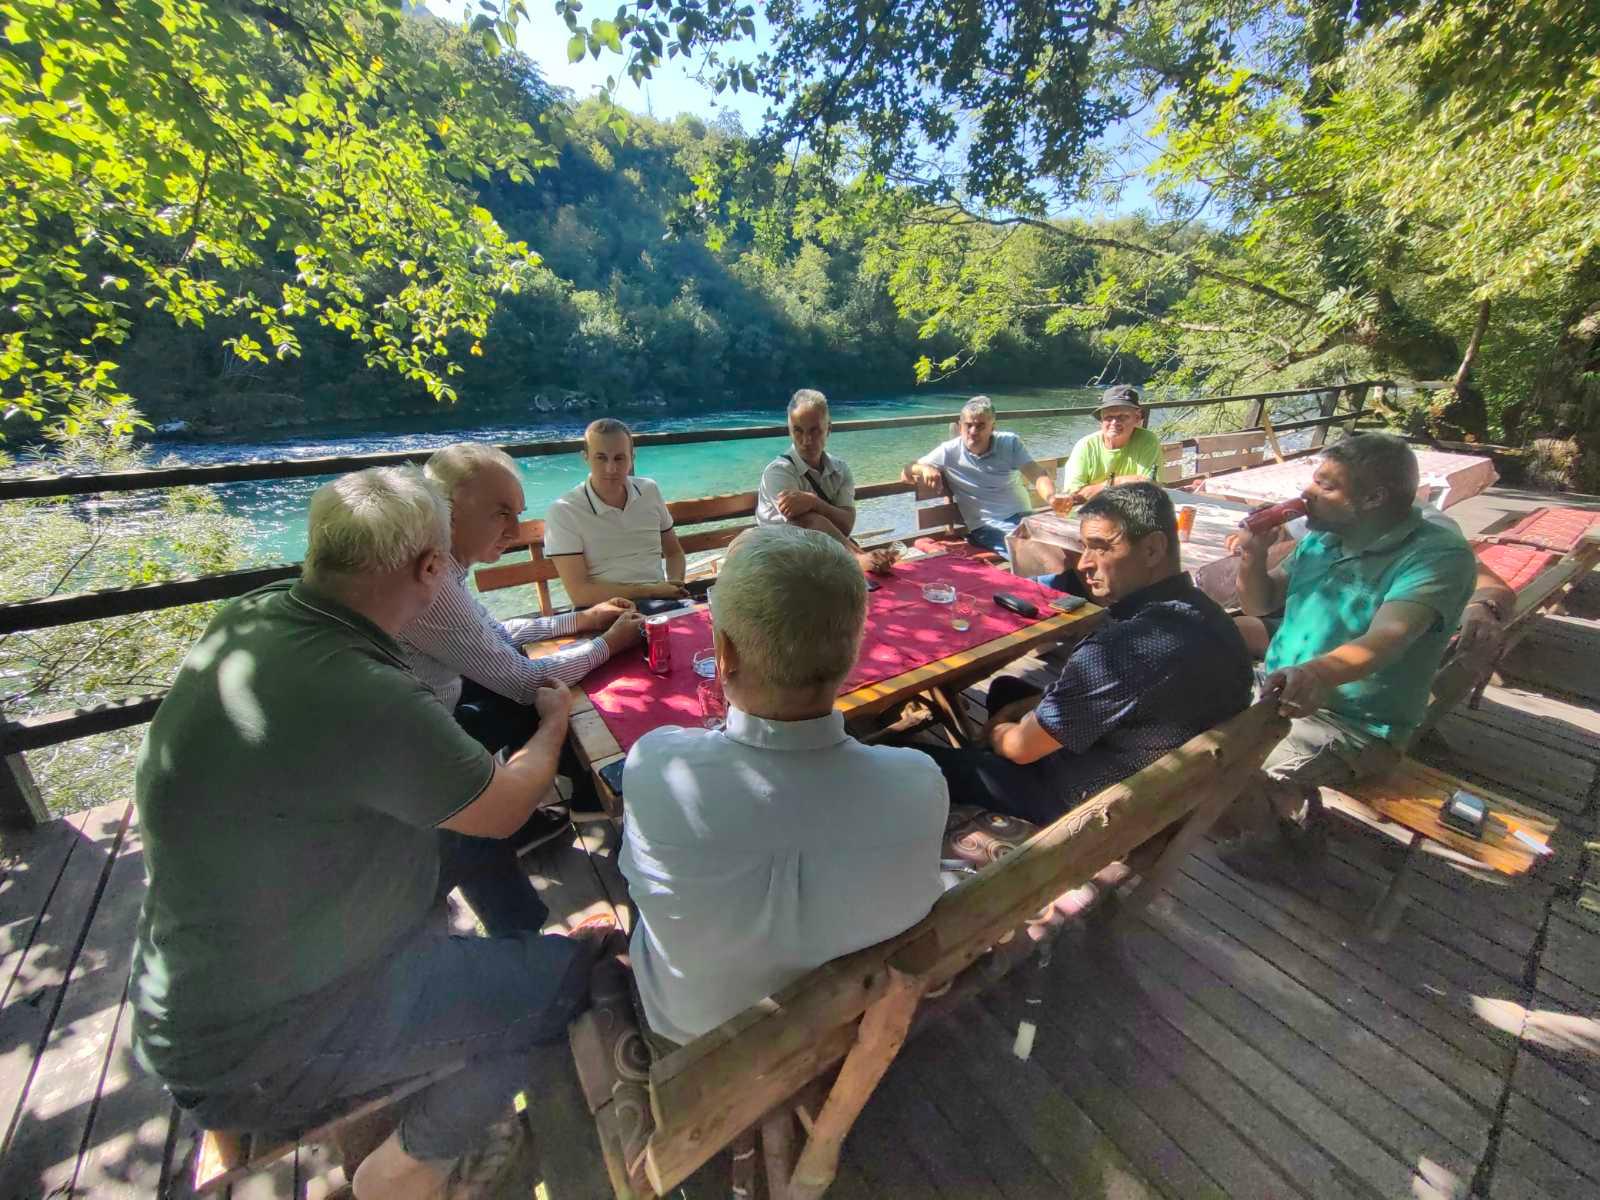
[5,0,1596,470]
[115,96,1112,437]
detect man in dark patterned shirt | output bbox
[921,483,1253,823]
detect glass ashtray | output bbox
[922,582,957,604]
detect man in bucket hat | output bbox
[1059,384,1162,506]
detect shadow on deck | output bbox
[3,499,1599,1199]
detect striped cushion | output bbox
[1473,541,1562,591]
[1495,506,1600,553]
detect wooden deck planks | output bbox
[0,802,157,1198]
[905,1008,1162,1199]
[1125,899,1484,1190]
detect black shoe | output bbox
[512,806,572,856]
[563,770,607,817]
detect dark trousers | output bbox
[442,679,557,934]
[915,676,1071,825]
[964,512,1029,559]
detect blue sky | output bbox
[424,2,1156,216]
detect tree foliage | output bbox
[0,0,560,439]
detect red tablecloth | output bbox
[581,556,1067,753]
[1494,507,1600,555]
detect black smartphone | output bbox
[866,578,882,591]
[1049,595,1088,612]
[992,592,1039,618]
[598,758,626,798]
[636,597,689,616]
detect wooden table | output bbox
[540,594,1104,821]
[1007,488,1277,609]
[1198,447,1497,510]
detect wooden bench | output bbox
[566,700,1288,1198]
[192,1063,463,1193]
[1323,760,1556,940]
[911,455,1067,548]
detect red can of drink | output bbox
[645,615,673,675]
[1238,497,1307,534]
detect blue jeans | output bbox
[965,513,1028,559]
[171,844,590,1161]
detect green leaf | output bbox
[567,33,587,62]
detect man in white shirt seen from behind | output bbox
[620,525,948,1045]
[757,388,897,573]
[545,418,689,608]
[402,442,645,845]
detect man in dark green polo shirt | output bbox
[130,466,600,1200]
[1233,433,1475,851]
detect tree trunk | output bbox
[1521,281,1600,491]
[1426,299,1490,442]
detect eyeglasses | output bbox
[1100,413,1137,425]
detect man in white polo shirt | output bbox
[545,418,688,607]
[757,388,898,574]
[619,525,948,1044]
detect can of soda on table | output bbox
[645,615,673,675]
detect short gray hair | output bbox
[788,389,829,420]
[709,525,866,691]
[1322,433,1420,520]
[304,466,450,577]
[960,395,995,422]
[424,442,518,497]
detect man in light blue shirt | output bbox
[903,395,1056,557]
[620,525,948,1044]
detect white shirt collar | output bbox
[723,706,849,751]
[583,477,640,514]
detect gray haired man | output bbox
[130,467,603,1200]
[620,525,948,1044]
[758,389,898,573]
[902,395,1057,557]
[402,441,645,841]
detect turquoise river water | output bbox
[151,386,1139,614]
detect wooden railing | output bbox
[0,381,1386,826]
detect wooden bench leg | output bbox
[761,1107,799,1200]
[787,968,923,1200]
[1367,831,1422,942]
[1115,776,1247,924]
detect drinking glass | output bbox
[692,646,718,679]
[922,581,956,605]
[697,678,727,729]
[952,593,977,632]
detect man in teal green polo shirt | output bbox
[1059,385,1163,503]
[1232,433,1475,851]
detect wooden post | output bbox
[1309,388,1341,448]
[1243,396,1266,432]
[0,703,47,828]
[787,967,924,1200]
[1368,832,1421,942]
